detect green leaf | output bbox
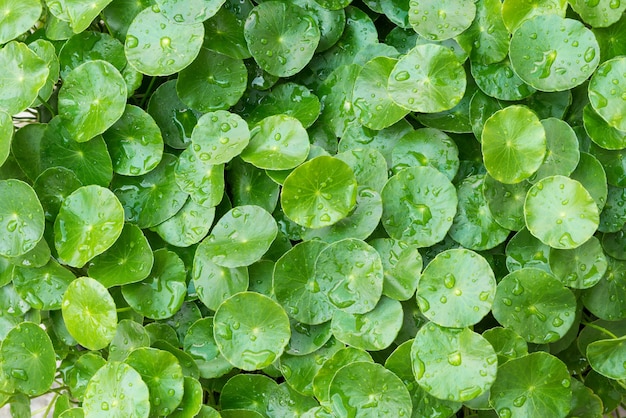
[12,259,74,310]
[313,346,373,405]
[471,58,536,101]
[509,15,599,92]
[125,6,204,76]
[416,248,495,328]
[213,291,291,371]
[370,238,422,301]
[524,175,599,249]
[388,44,466,112]
[82,361,150,418]
[170,376,203,418]
[182,317,231,379]
[501,0,566,32]
[0,41,48,116]
[193,255,248,311]
[58,31,125,79]
[111,153,188,228]
[176,48,247,113]
[482,174,530,231]
[1,322,55,396]
[586,336,626,380]
[455,0,509,65]
[58,60,127,143]
[153,198,215,247]
[202,7,251,59]
[588,56,626,132]
[409,0,476,41]
[220,374,278,414]
[570,152,607,212]
[61,276,117,350]
[244,2,320,77]
[391,128,459,181]
[190,110,249,165]
[199,205,277,268]
[241,115,310,170]
[155,0,225,24]
[335,148,388,194]
[33,167,83,222]
[329,362,412,417]
[569,0,626,28]
[121,249,187,319]
[125,347,184,416]
[549,236,607,289]
[286,318,332,356]
[54,185,124,268]
[0,0,42,44]
[281,156,357,229]
[481,105,546,184]
[229,158,280,213]
[482,327,528,365]
[108,319,150,362]
[247,82,321,128]
[492,268,577,343]
[582,255,626,321]
[489,352,571,418]
[175,149,225,208]
[583,103,626,150]
[381,165,457,247]
[411,323,498,402]
[0,179,45,258]
[505,227,551,273]
[528,118,579,183]
[88,223,154,288]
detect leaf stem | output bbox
[42,392,59,417]
[37,96,56,117]
[116,307,132,313]
[139,76,157,108]
[580,321,619,340]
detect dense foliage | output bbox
[0,0,625,417]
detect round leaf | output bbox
[586,336,626,380]
[193,255,248,311]
[199,205,277,268]
[483,174,530,231]
[33,167,83,222]
[175,148,225,208]
[411,324,498,402]
[213,291,290,371]
[155,0,225,24]
[54,185,124,268]
[528,117,579,183]
[0,41,48,116]
[509,15,599,92]
[416,249,496,328]
[190,110,249,165]
[492,268,577,343]
[588,56,626,132]
[481,105,546,184]
[549,236,607,289]
[524,175,599,249]
[471,58,536,101]
[108,319,150,362]
[388,44,466,112]
[0,0,42,44]
[408,0,476,41]
[58,60,127,143]
[583,103,626,150]
[125,6,204,76]
[248,82,321,128]
[154,198,215,247]
[244,2,320,77]
[12,259,75,310]
[581,255,626,321]
[82,362,150,418]
[391,128,459,181]
[1,322,55,396]
[281,156,357,229]
[58,32,125,79]
[0,179,45,258]
[62,276,117,350]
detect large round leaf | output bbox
[315,238,384,314]
[153,198,214,247]
[248,82,321,128]
[121,249,187,319]
[509,15,599,92]
[0,0,42,44]
[190,110,249,165]
[388,44,466,113]
[524,175,599,249]
[82,362,150,418]
[569,0,626,28]
[587,336,626,380]
[12,259,75,310]
[54,185,124,268]
[381,165,457,247]
[408,0,476,41]
[213,292,290,371]
[125,6,204,76]
[58,31,125,79]
[33,167,83,222]
[549,236,607,289]
[111,153,188,228]
[0,179,45,258]
[482,174,530,231]
[62,277,117,350]
[489,352,571,418]
[411,324,498,402]
[175,148,225,208]
[199,205,277,268]
[244,2,320,77]
[0,41,48,116]
[329,362,412,417]
[241,115,310,170]
[391,128,459,181]
[492,268,577,343]
[220,373,278,414]
[125,347,184,416]
[1,322,55,396]
[192,255,248,311]
[588,56,626,132]
[58,60,127,143]
[481,105,546,184]
[281,156,357,229]
[176,48,247,113]
[155,0,225,24]
[108,319,150,362]
[416,249,495,328]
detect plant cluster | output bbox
[0,0,625,417]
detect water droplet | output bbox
[499,407,512,418]
[513,395,527,407]
[443,273,456,289]
[173,14,185,23]
[447,351,462,366]
[160,37,171,48]
[552,316,564,327]
[502,297,512,306]
[101,402,109,411]
[394,71,410,81]
[11,369,27,380]
[126,35,139,49]
[584,47,596,63]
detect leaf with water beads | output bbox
[581,255,626,321]
[192,254,248,311]
[455,0,509,65]
[244,2,320,77]
[381,165,457,248]
[391,128,459,181]
[0,0,42,44]
[12,259,75,310]
[411,323,498,402]
[584,104,626,150]
[54,185,124,268]
[482,327,528,365]
[549,236,607,289]
[569,0,626,28]
[0,179,45,258]
[1,322,55,396]
[482,174,530,231]
[247,82,321,128]
[153,198,215,247]
[524,175,599,249]
[388,44,466,113]
[416,249,495,328]
[0,41,48,116]
[62,277,117,350]
[121,249,187,320]
[509,15,600,92]
[176,48,247,113]
[82,361,150,418]
[570,152,607,212]
[155,0,225,24]
[492,268,577,343]
[286,318,333,356]
[170,376,203,418]
[328,362,412,417]
[213,291,290,371]
[588,56,626,132]
[220,374,278,414]
[182,318,226,379]
[125,5,204,76]
[528,118,580,183]
[408,0,476,41]
[175,149,225,208]
[586,335,626,380]
[108,319,150,362]
[489,352,572,418]
[125,347,185,416]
